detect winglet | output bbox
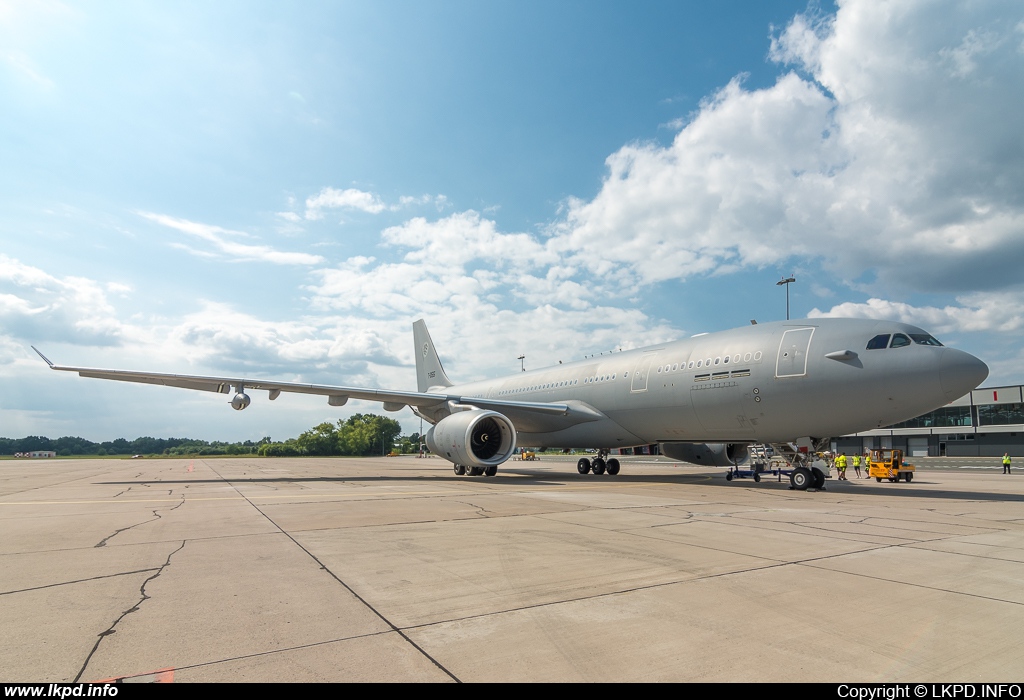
[31,346,55,368]
[413,320,453,393]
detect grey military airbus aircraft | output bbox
[34,317,987,490]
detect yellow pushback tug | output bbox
[868,448,916,483]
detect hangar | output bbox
[837,384,1024,458]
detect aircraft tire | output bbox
[591,458,606,475]
[469,466,484,476]
[454,464,466,476]
[577,458,591,474]
[790,467,812,490]
[811,468,826,489]
[726,471,733,481]
[753,472,760,483]
[484,466,497,477]
[606,458,620,475]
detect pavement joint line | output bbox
[138,628,404,678]
[399,532,1007,634]
[902,542,1024,565]
[798,558,1024,608]
[0,481,751,507]
[0,529,285,557]
[199,459,462,684]
[530,509,895,567]
[401,557,804,633]
[0,568,162,597]
[74,539,187,683]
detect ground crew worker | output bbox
[836,452,848,480]
[1004,453,1012,474]
[852,453,862,479]
[864,453,871,478]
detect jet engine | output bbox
[425,410,516,468]
[230,393,251,411]
[661,442,749,467]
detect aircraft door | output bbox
[630,353,658,393]
[776,328,815,378]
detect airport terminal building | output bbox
[836,384,1024,457]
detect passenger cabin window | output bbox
[890,333,911,348]
[866,334,890,350]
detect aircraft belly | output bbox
[519,417,644,450]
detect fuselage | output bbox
[430,318,988,449]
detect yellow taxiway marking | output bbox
[0,475,713,507]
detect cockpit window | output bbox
[909,334,943,347]
[866,334,890,350]
[890,333,911,348]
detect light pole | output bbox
[777,275,796,320]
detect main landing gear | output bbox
[454,464,497,477]
[577,450,621,476]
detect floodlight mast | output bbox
[776,276,796,320]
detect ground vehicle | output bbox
[519,450,538,461]
[868,448,915,482]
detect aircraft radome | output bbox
[33,317,988,490]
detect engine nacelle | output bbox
[230,393,251,411]
[661,442,749,467]
[425,410,516,468]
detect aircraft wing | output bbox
[31,348,604,431]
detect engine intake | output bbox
[661,442,749,467]
[425,410,516,468]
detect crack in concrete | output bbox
[74,539,186,682]
[0,568,162,597]
[94,498,185,548]
[450,499,495,517]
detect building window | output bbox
[887,405,972,429]
[978,402,1024,426]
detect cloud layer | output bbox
[548,0,1024,294]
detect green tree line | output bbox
[1,413,421,458]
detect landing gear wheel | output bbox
[454,464,466,476]
[726,471,734,481]
[606,458,620,475]
[577,458,591,474]
[812,469,826,489]
[753,472,761,483]
[591,458,606,475]
[469,467,484,476]
[484,466,497,477]
[905,472,913,482]
[790,467,812,491]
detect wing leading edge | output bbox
[31,347,603,432]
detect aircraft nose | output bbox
[938,348,989,401]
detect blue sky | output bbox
[3,0,1023,441]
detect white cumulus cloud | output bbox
[545,0,1024,295]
